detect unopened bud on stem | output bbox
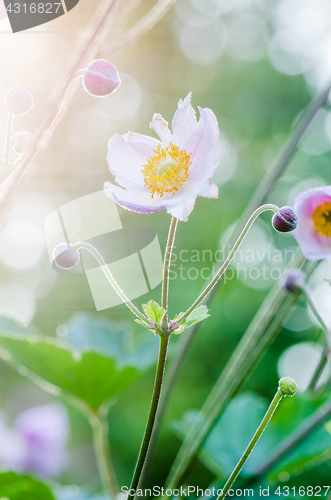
[53,243,80,269]
[283,269,306,293]
[83,59,121,97]
[11,131,34,155]
[279,377,297,397]
[272,206,298,233]
[4,87,34,115]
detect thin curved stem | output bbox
[42,71,85,142]
[0,0,179,228]
[107,0,178,56]
[144,80,331,491]
[308,342,329,392]
[90,410,119,499]
[165,256,319,491]
[217,390,283,500]
[0,0,119,226]
[303,285,328,332]
[162,217,178,323]
[239,81,331,228]
[104,0,143,43]
[253,397,331,478]
[128,334,170,500]
[3,112,14,168]
[298,285,330,391]
[174,204,279,325]
[74,241,151,325]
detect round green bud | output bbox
[279,377,297,397]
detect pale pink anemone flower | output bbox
[104,93,219,221]
[293,186,331,261]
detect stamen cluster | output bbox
[313,201,331,237]
[142,143,191,197]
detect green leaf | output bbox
[0,331,140,411]
[142,300,166,324]
[263,395,331,482]
[172,392,267,478]
[171,305,210,333]
[135,318,151,328]
[0,472,55,500]
[65,313,158,370]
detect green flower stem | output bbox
[217,389,284,500]
[139,330,195,489]
[308,342,329,392]
[74,242,151,325]
[90,410,120,499]
[303,286,328,332]
[2,112,14,168]
[128,334,170,500]
[139,80,331,476]
[174,204,279,326]
[300,285,329,391]
[254,397,331,478]
[165,255,319,490]
[162,217,178,324]
[238,80,331,232]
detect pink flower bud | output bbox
[10,131,34,155]
[83,59,121,97]
[4,87,34,115]
[283,269,306,293]
[53,243,80,269]
[272,206,298,233]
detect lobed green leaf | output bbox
[0,472,55,500]
[0,330,140,411]
[142,300,166,324]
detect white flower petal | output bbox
[163,191,198,221]
[107,132,160,188]
[188,107,219,180]
[105,93,220,221]
[104,181,167,214]
[150,114,173,146]
[197,181,218,198]
[172,93,198,150]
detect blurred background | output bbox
[0,0,331,496]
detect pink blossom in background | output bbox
[104,93,219,222]
[293,186,331,261]
[83,59,121,97]
[0,404,70,477]
[4,87,34,116]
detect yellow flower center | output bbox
[313,201,331,237]
[142,143,191,197]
